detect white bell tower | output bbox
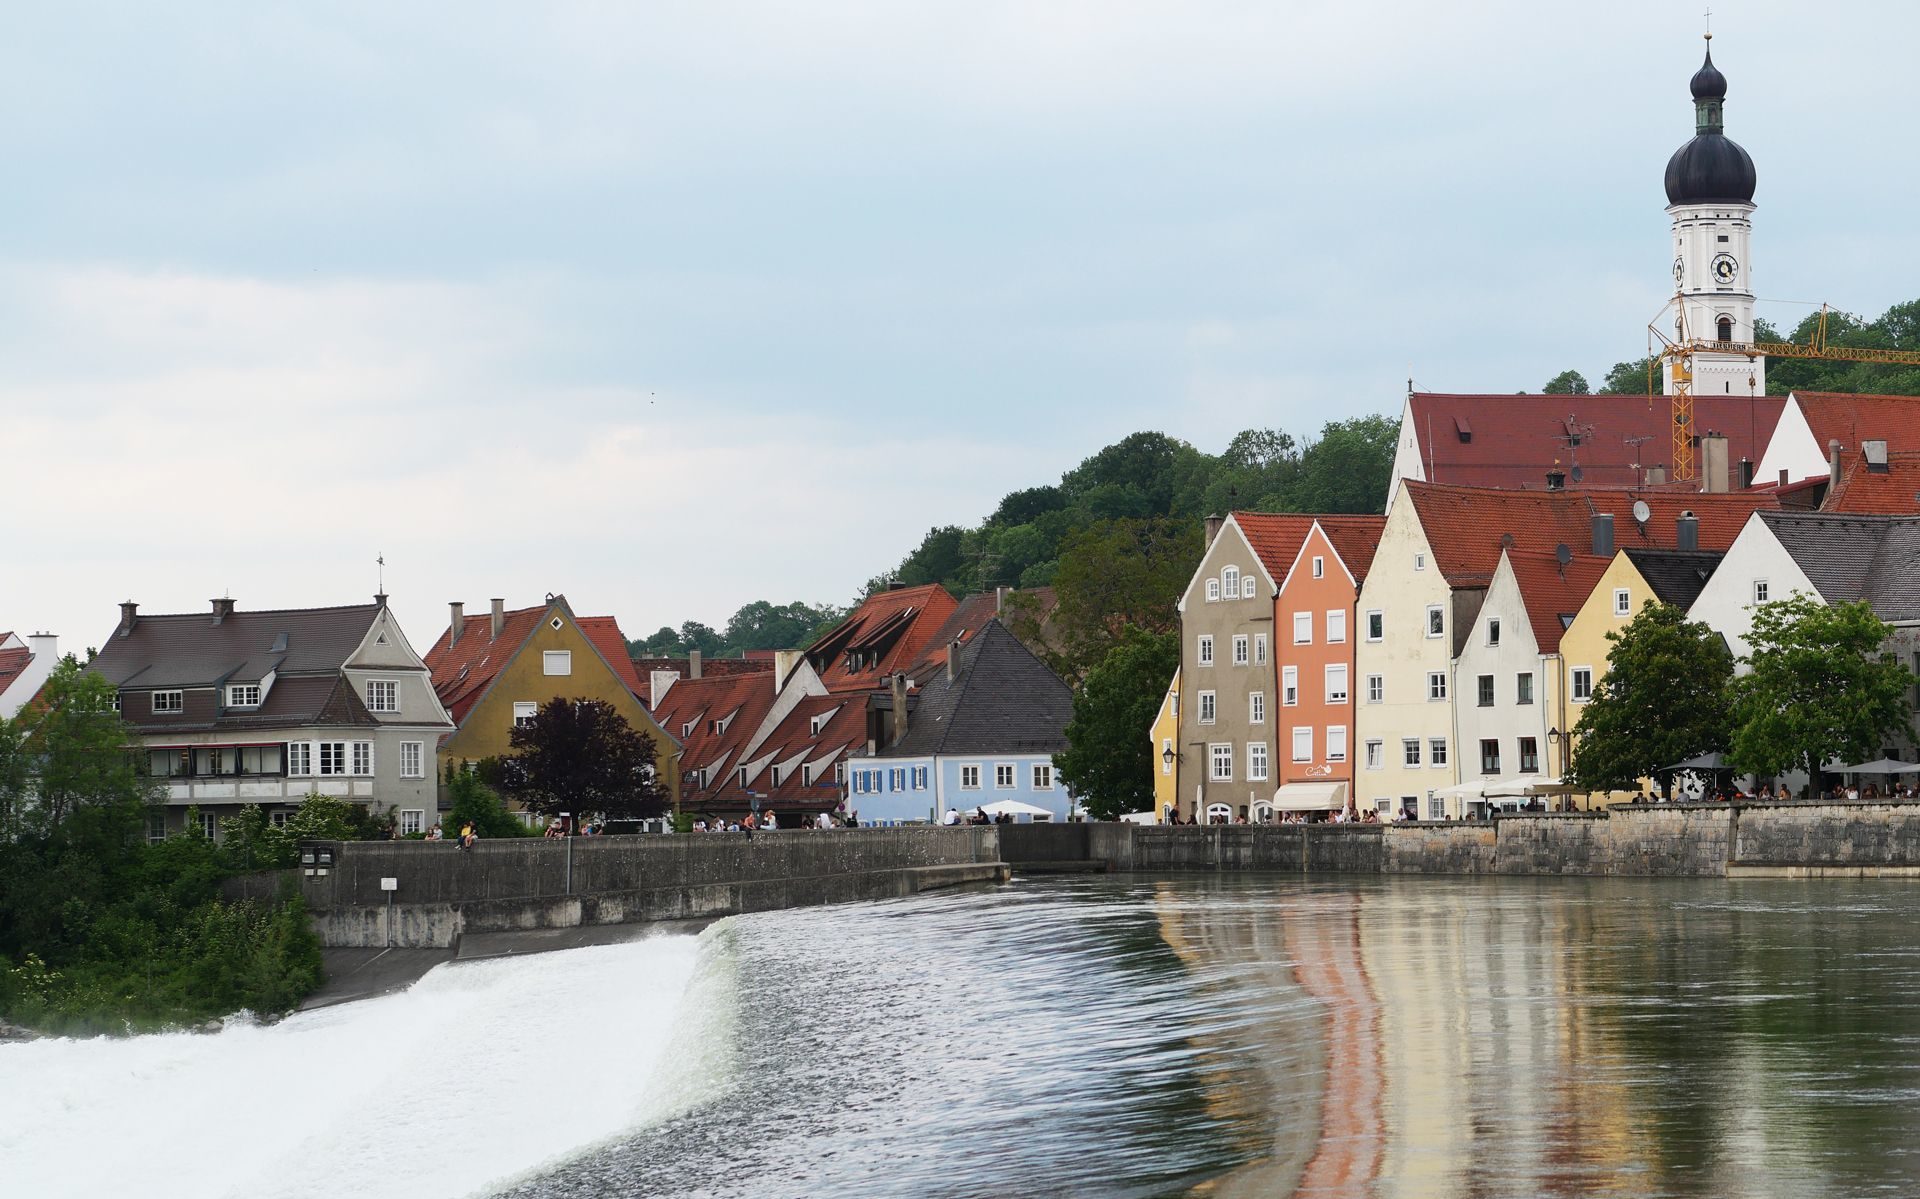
[1661,34,1764,398]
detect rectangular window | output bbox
[399,809,424,835]
[1032,763,1054,790]
[1312,555,1325,579]
[1282,667,1298,706]
[1614,588,1632,617]
[1429,796,1447,821]
[1197,635,1214,667]
[270,809,292,829]
[1212,743,1234,780]
[1414,553,1427,571]
[147,810,167,843]
[1206,579,1220,602]
[153,690,183,713]
[1516,673,1534,705]
[513,701,538,727]
[961,764,981,789]
[1428,672,1447,701]
[1519,737,1540,773]
[1572,668,1594,702]
[1292,727,1312,763]
[1365,739,1384,769]
[543,650,573,675]
[399,741,424,779]
[890,767,907,791]
[1477,674,1494,707]
[1222,566,1240,596]
[1254,634,1268,664]
[1293,611,1312,644]
[1248,743,1269,781]
[1326,610,1346,643]
[1480,739,1501,775]
[366,680,398,712]
[914,766,929,790]
[995,764,1016,788]
[1366,674,1384,704]
[1325,664,1348,704]
[1232,634,1249,665]
[1753,579,1770,604]
[1198,691,1217,724]
[1430,738,1449,767]
[1365,611,1384,642]
[1487,618,1501,647]
[1242,577,1256,599]
[351,742,373,776]
[318,742,347,775]
[148,748,187,777]
[1249,692,1266,724]
[1402,738,1421,767]
[1426,606,1445,638]
[238,745,281,775]
[198,811,218,840]
[288,742,312,776]
[1326,726,1348,763]
[228,684,261,708]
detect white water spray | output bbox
[0,928,736,1199]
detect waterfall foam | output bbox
[0,926,731,1199]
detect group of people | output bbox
[543,818,607,838]
[942,808,1017,826]
[422,821,479,849]
[690,810,849,834]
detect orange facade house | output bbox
[1274,517,1385,817]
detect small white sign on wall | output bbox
[380,877,398,892]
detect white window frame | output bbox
[1031,763,1054,790]
[1232,634,1249,665]
[1249,692,1266,724]
[399,741,424,779]
[1206,579,1220,603]
[1248,743,1269,782]
[1222,566,1240,597]
[1365,610,1384,642]
[153,690,183,713]
[318,742,347,776]
[1211,743,1234,781]
[1487,618,1501,648]
[228,684,261,708]
[1254,634,1268,664]
[1325,664,1348,704]
[1402,738,1421,767]
[1326,610,1346,644]
[1426,605,1445,638]
[1291,727,1312,763]
[1293,611,1312,644]
[1197,635,1214,667]
[1282,667,1298,706]
[366,680,398,713]
[513,701,538,728]
[351,741,374,776]
[1366,674,1384,704]
[1572,667,1594,703]
[1430,738,1449,768]
[1427,672,1447,701]
[1241,576,1256,599]
[543,650,572,676]
[1198,690,1217,725]
[287,742,312,776]
[1312,555,1325,579]
[960,764,982,790]
[1614,588,1632,617]
[1753,579,1770,604]
[1365,739,1384,770]
[1414,553,1427,571]
[1326,726,1347,763]
[399,809,424,836]
[995,763,1016,789]
[1428,795,1447,820]
[197,811,218,840]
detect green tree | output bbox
[1543,370,1591,395]
[630,626,685,656]
[497,698,669,821]
[1043,517,1201,681]
[1287,414,1399,514]
[677,621,724,657]
[1602,357,1661,394]
[441,769,528,838]
[1054,629,1179,820]
[1060,431,1205,520]
[1728,596,1915,794]
[723,600,843,652]
[1568,603,1734,798]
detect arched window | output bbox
[1222,566,1240,597]
[1206,803,1232,825]
[1253,803,1274,824]
[1717,316,1733,343]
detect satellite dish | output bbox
[1632,499,1652,524]
[1570,466,1584,483]
[1554,544,1572,566]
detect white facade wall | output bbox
[1453,557,1552,814]
[1387,396,1426,505]
[1685,515,1817,665]
[1662,201,1766,398]
[1752,397,1829,486]
[1354,494,1457,819]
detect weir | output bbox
[297,827,1007,948]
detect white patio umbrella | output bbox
[980,799,1055,818]
[1841,758,1920,774]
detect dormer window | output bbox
[228,684,261,708]
[152,690,183,713]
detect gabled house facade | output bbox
[1755,394,1920,486]
[1150,668,1179,821]
[1275,516,1385,818]
[0,631,57,720]
[88,596,452,840]
[425,595,680,811]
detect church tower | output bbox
[1662,35,1764,397]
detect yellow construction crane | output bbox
[1651,300,1920,480]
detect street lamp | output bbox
[1161,745,1175,770]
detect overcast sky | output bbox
[4,1,1915,650]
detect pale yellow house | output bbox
[1557,548,1723,806]
[1150,668,1179,822]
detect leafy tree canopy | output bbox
[1543,370,1591,395]
[1042,517,1200,682]
[1602,357,1662,395]
[1054,628,1179,820]
[1756,301,1920,395]
[498,697,669,821]
[1727,596,1915,791]
[1568,602,1734,797]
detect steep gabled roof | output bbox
[873,619,1073,758]
[91,603,381,689]
[1758,511,1920,622]
[423,597,643,725]
[1406,392,1786,490]
[577,617,646,697]
[1404,481,1779,588]
[0,647,31,696]
[1823,449,1920,516]
[1622,549,1724,610]
[646,670,778,797]
[1230,512,1318,585]
[805,583,958,693]
[1315,515,1388,585]
[1793,394,1920,455]
[1505,551,1610,654]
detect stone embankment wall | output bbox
[1010,800,1920,879]
[302,827,1004,948]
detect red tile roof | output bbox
[1504,550,1610,655]
[806,583,958,693]
[1230,512,1318,583]
[1794,393,1920,454]
[423,598,643,726]
[1824,451,1920,515]
[647,671,779,805]
[1403,481,1780,587]
[0,646,31,696]
[1315,516,1388,584]
[1406,393,1786,490]
[577,617,645,697]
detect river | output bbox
[7,875,1920,1198]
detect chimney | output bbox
[211,597,236,625]
[890,672,909,746]
[773,649,803,693]
[688,649,703,679]
[26,632,56,661]
[118,601,138,637]
[1864,439,1891,474]
[448,602,465,646]
[1677,511,1699,552]
[490,598,505,642]
[996,585,1008,615]
[649,669,679,709]
[1591,513,1614,558]
[1203,514,1224,546]
[886,579,908,591]
[1545,469,1566,492]
[946,638,962,682]
[1699,432,1730,494]
[1778,469,1789,487]
[374,592,388,610]
[1739,458,1755,489]
[1646,465,1668,486]
[1828,439,1844,483]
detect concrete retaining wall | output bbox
[1733,801,1920,875]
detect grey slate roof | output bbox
[872,618,1074,758]
[1759,511,1920,622]
[1622,549,1724,610]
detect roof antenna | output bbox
[377,553,385,593]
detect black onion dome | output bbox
[1665,135,1756,204]
[1690,47,1727,99]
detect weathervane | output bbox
[1704,5,1712,39]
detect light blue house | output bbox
[847,619,1076,824]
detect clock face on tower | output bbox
[1711,253,1739,285]
[1673,257,1685,286]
